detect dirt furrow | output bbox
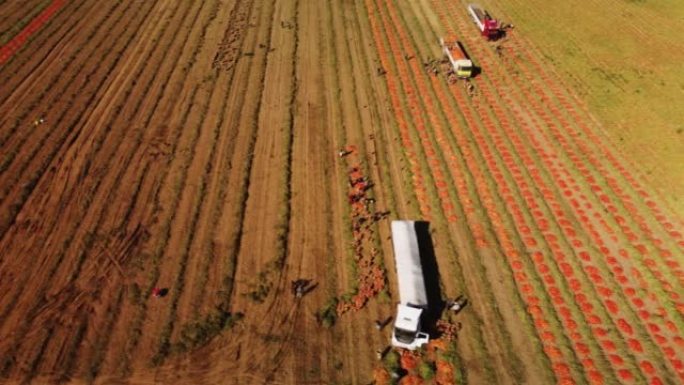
[0,0,51,45]
[0,0,157,348]
[0,0,196,380]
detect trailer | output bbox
[467,4,500,40]
[440,37,473,78]
[390,220,430,350]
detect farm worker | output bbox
[449,295,467,313]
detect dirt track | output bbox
[0,0,683,384]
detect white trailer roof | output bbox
[391,220,428,307]
[395,304,422,332]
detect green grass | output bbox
[418,360,436,380]
[173,310,244,353]
[494,0,684,218]
[316,297,339,328]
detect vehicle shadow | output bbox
[414,221,446,338]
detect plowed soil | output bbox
[0,1,682,384]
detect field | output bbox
[0,0,682,384]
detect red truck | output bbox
[467,4,500,40]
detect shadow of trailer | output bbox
[414,221,447,337]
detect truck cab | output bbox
[453,60,473,78]
[391,304,430,350]
[482,18,500,39]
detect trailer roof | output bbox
[395,304,422,332]
[391,220,428,306]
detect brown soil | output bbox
[0,1,682,384]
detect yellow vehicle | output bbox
[440,37,473,78]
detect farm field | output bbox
[0,0,681,384]
[489,0,684,221]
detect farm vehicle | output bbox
[440,37,473,78]
[390,220,430,350]
[467,3,501,40]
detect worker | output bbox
[291,280,301,296]
[292,279,312,298]
[466,82,475,96]
[152,287,167,298]
[449,295,468,313]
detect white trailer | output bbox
[390,220,430,350]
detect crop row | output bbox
[505,40,684,292]
[382,1,584,382]
[324,0,377,308]
[0,0,133,232]
[0,0,51,45]
[0,0,98,138]
[366,0,552,382]
[0,0,65,64]
[478,7,682,378]
[67,0,205,374]
[52,0,207,377]
[487,33,684,381]
[441,36,599,385]
[87,0,209,369]
[365,0,492,381]
[497,30,684,296]
[490,7,684,254]
[433,0,649,383]
[437,0,683,381]
[150,0,233,363]
[139,0,271,366]
[380,2,557,381]
[321,0,357,307]
[0,0,226,378]
[323,0,398,380]
[0,0,136,316]
[0,0,163,379]
[336,160,387,314]
[121,0,256,370]
[515,35,684,245]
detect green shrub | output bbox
[128,283,141,306]
[174,310,244,352]
[418,361,436,380]
[377,289,391,304]
[383,350,400,373]
[316,298,338,328]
